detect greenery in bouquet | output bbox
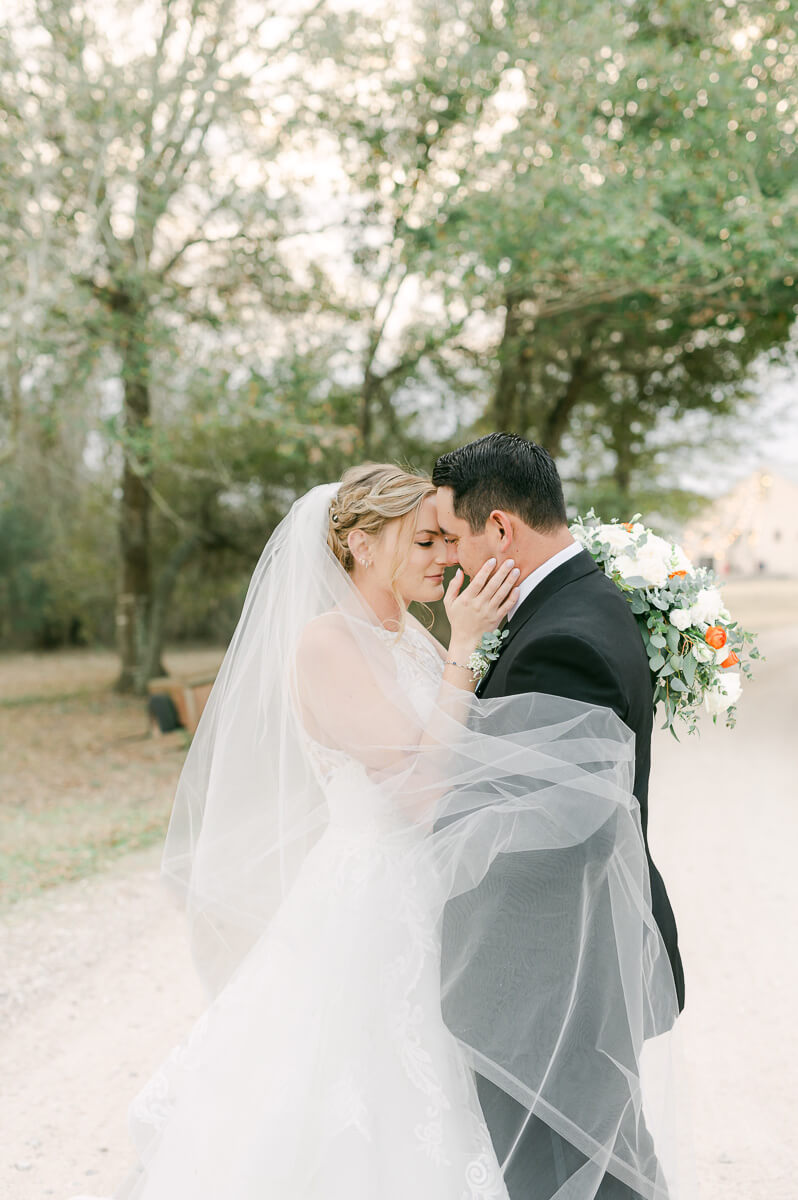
[570,511,761,736]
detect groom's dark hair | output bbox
[432,433,567,533]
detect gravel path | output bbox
[0,854,204,1199]
[1,626,796,1200]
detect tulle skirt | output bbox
[118,821,508,1199]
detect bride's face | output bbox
[384,495,449,605]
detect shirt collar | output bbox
[508,541,583,623]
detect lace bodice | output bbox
[303,620,444,828]
[380,620,445,715]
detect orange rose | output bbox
[705,625,727,649]
[720,650,739,669]
[622,522,634,532]
[668,569,687,578]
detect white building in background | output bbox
[681,470,798,579]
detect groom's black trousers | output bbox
[440,824,670,1200]
[475,1075,655,1199]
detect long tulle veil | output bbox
[160,482,685,1200]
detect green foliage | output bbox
[0,0,796,654]
[572,508,760,734]
[0,494,52,645]
[0,457,117,649]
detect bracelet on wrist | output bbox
[444,658,478,681]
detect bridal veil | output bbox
[160,482,686,1200]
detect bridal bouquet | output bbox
[570,510,760,735]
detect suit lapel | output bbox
[477,550,600,695]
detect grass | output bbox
[1,579,794,910]
[0,645,222,909]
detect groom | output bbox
[432,433,684,1199]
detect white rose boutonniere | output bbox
[467,628,510,682]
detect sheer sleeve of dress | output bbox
[161,483,687,1200]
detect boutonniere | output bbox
[467,627,509,682]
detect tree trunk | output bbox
[141,533,203,685]
[114,337,153,694]
[613,437,633,500]
[541,348,593,456]
[1,338,22,466]
[359,371,375,454]
[492,297,524,431]
[610,396,640,505]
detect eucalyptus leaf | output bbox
[683,655,697,687]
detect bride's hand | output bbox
[444,558,521,655]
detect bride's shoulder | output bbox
[299,610,356,655]
[298,610,390,662]
[296,612,398,697]
[299,610,442,668]
[302,610,350,638]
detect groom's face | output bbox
[435,487,500,579]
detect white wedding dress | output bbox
[116,623,508,1200]
[73,484,683,1200]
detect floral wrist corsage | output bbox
[466,628,509,682]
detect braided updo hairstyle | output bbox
[327,464,436,575]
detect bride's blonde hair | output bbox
[327,465,436,621]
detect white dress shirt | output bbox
[507,540,583,623]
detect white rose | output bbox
[644,532,673,557]
[692,640,716,663]
[613,553,640,581]
[703,671,742,715]
[641,537,674,586]
[669,608,692,631]
[690,586,724,625]
[618,541,670,588]
[598,523,634,554]
[722,671,743,704]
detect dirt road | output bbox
[1,623,796,1200]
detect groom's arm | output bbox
[503,632,627,721]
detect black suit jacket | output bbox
[479,548,685,1010]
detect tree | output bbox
[413,0,798,463]
[1,0,322,689]
[295,0,797,494]
[291,1,523,452]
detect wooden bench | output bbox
[147,673,216,734]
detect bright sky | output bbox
[704,350,798,493]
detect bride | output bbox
[104,465,681,1200]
